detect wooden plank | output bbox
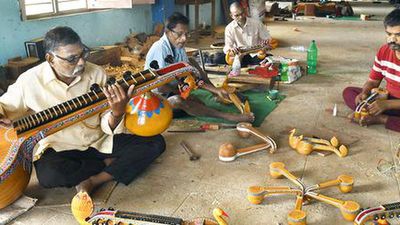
[227,75,272,85]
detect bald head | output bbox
[229,2,246,26]
[229,2,243,13]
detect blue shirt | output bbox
[144,33,188,69]
[144,33,189,96]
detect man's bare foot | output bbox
[348,112,388,127]
[225,112,255,123]
[76,178,95,195]
[359,114,388,126]
[347,112,355,120]
[76,172,114,196]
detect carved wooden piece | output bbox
[306,175,354,193]
[306,192,360,221]
[354,202,400,225]
[354,88,389,121]
[84,207,228,225]
[288,195,307,225]
[218,122,277,162]
[289,129,348,157]
[217,81,251,115]
[247,186,302,205]
[269,162,305,190]
[225,43,270,65]
[247,162,359,225]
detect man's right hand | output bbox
[228,47,241,55]
[0,118,12,127]
[355,92,368,106]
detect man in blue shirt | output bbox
[145,12,254,123]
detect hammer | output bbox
[180,141,200,161]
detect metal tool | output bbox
[180,141,200,161]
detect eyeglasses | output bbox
[52,45,91,65]
[169,29,191,39]
[231,12,244,18]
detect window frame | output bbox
[20,0,106,21]
[19,0,154,21]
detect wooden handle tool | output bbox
[180,141,200,161]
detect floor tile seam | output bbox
[388,132,400,197]
[170,192,192,216]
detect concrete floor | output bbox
[9,3,400,225]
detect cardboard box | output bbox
[87,46,122,66]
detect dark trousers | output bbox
[214,52,264,67]
[34,133,166,188]
[343,87,400,132]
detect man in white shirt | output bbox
[217,2,272,67]
[0,27,165,216]
[145,12,255,123]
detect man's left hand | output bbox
[367,100,388,116]
[216,88,230,100]
[103,83,135,118]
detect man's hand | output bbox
[228,47,241,55]
[215,88,230,101]
[0,117,12,127]
[261,39,270,47]
[103,83,135,119]
[355,92,368,106]
[367,100,388,116]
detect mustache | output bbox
[388,42,400,50]
[72,66,85,75]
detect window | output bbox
[21,0,90,20]
[19,0,154,20]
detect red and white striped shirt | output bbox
[370,44,400,98]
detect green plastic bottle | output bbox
[307,40,318,74]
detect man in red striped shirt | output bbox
[343,8,400,131]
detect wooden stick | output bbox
[287,195,307,225]
[227,75,272,85]
[306,192,360,222]
[306,175,354,193]
[218,143,269,162]
[269,162,305,191]
[247,186,301,205]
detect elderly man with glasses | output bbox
[0,26,166,222]
[145,12,255,123]
[215,2,272,67]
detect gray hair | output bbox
[44,26,82,53]
[230,2,243,12]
